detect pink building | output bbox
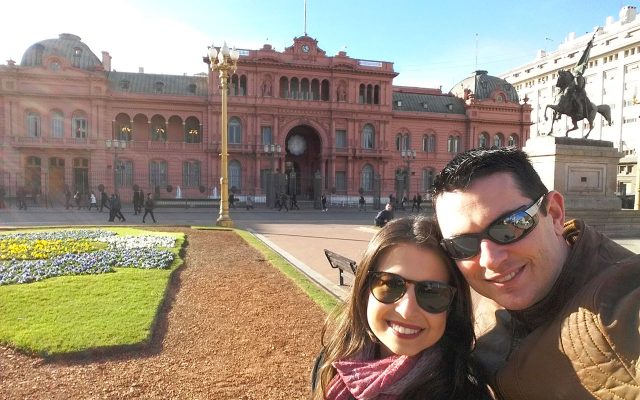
[0,33,531,207]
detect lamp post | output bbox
[401,149,416,198]
[106,139,126,194]
[207,42,239,227]
[264,144,282,208]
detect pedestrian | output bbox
[65,188,72,210]
[401,194,408,211]
[358,194,366,211]
[74,191,82,210]
[321,193,327,211]
[229,193,236,209]
[310,216,491,400]
[17,187,27,210]
[416,193,423,212]
[433,147,640,399]
[290,192,299,210]
[99,190,109,212]
[88,191,98,211]
[374,202,393,227]
[278,192,289,212]
[0,185,5,209]
[133,187,144,215]
[142,192,156,223]
[411,194,419,212]
[245,194,254,210]
[108,193,125,222]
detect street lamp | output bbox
[106,139,126,194]
[207,41,240,227]
[264,144,282,208]
[401,149,416,198]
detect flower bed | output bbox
[0,229,176,286]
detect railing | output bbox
[9,136,99,148]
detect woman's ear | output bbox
[544,191,566,236]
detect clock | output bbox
[302,44,310,53]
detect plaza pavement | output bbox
[2,203,640,301]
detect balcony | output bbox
[8,135,100,149]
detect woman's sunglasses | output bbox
[440,194,546,260]
[368,271,456,313]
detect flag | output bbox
[573,33,595,76]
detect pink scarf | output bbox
[325,346,441,400]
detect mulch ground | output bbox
[0,227,329,399]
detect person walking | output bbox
[433,147,640,399]
[245,194,254,210]
[321,193,327,212]
[88,191,98,211]
[358,194,366,211]
[74,191,82,210]
[108,193,125,222]
[278,192,289,212]
[290,192,299,210]
[142,193,156,223]
[132,188,144,215]
[99,190,109,212]
[0,185,5,209]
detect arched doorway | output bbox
[284,125,322,199]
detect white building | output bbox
[500,5,640,154]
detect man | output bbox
[143,193,156,223]
[374,203,393,227]
[432,147,639,399]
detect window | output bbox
[72,114,88,139]
[185,117,201,143]
[396,133,409,151]
[72,47,82,67]
[261,126,272,145]
[52,111,64,138]
[116,160,133,188]
[335,130,347,148]
[182,160,201,187]
[361,164,374,192]
[422,168,435,192]
[228,117,242,144]
[423,134,436,153]
[151,115,167,142]
[494,133,504,147]
[335,171,346,191]
[27,112,41,137]
[188,83,197,94]
[73,158,89,194]
[149,160,168,189]
[479,132,489,148]
[362,124,375,149]
[155,82,164,93]
[359,84,365,104]
[508,134,519,147]
[447,135,460,153]
[229,160,241,191]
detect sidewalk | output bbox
[2,205,640,301]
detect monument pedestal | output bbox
[523,136,622,210]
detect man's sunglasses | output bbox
[440,194,546,260]
[368,271,457,313]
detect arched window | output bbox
[239,75,247,96]
[230,74,239,96]
[228,117,242,144]
[51,110,64,138]
[423,134,436,153]
[447,135,460,153]
[479,132,489,148]
[290,77,299,99]
[301,78,310,100]
[229,160,241,192]
[321,79,330,101]
[311,79,320,100]
[72,112,88,139]
[151,115,167,142]
[361,164,374,192]
[279,76,289,98]
[27,111,41,137]
[494,133,504,147]
[116,159,133,188]
[366,84,373,104]
[183,160,201,187]
[374,85,380,104]
[396,133,409,151]
[422,168,435,193]
[508,134,519,147]
[362,124,375,149]
[185,116,201,143]
[359,84,365,104]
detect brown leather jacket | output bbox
[473,220,640,399]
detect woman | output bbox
[311,216,490,400]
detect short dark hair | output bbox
[432,147,549,214]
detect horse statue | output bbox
[543,70,612,138]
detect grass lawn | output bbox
[0,227,184,357]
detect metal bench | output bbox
[324,249,357,286]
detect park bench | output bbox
[324,249,357,286]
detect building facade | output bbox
[0,33,531,206]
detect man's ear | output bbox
[545,191,566,235]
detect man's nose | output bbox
[477,239,508,271]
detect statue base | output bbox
[523,136,622,210]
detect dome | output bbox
[20,33,102,71]
[450,70,519,103]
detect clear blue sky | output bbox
[1,0,631,90]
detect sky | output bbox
[0,0,632,90]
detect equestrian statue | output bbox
[544,33,612,138]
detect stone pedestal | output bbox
[523,136,622,210]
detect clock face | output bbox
[302,44,310,53]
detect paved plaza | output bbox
[2,203,640,300]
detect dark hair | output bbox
[432,146,549,215]
[312,216,489,400]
